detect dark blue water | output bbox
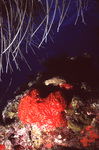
[0,1,99,112]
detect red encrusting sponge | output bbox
[18,89,67,130]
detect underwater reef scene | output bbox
[0,54,99,150]
[0,0,99,79]
[0,0,99,150]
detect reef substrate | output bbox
[0,55,99,150]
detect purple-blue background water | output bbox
[0,1,99,113]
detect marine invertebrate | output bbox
[44,76,66,86]
[0,0,90,79]
[80,126,99,147]
[18,89,67,131]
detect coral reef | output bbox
[0,54,99,149]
